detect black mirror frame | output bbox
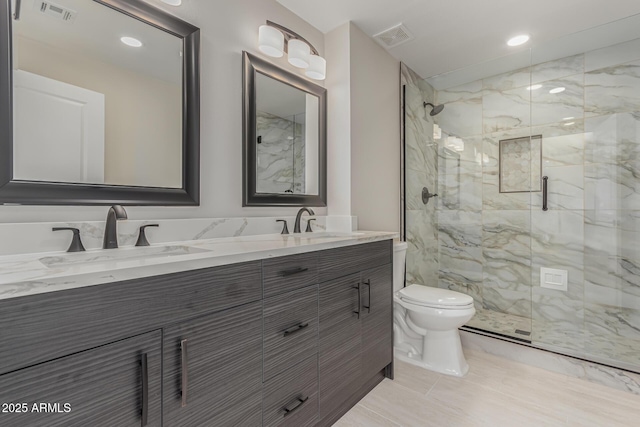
[242,51,327,207]
[0,0,200,206]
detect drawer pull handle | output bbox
[283,322,310,337]
[181,339,188,407]
[283,395,309,417]
[140,353,149,427]
[363,279,371,313]
[353,283,361,319]
[280,267,309,277]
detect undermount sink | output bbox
[39,245,210,269]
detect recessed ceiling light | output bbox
[564,122,575,126]
[526,84,542,91]
[161,0,182,5]
[549,87,566,94]
[121,36,142,47]
[507,34,530,47]
[563,117,575,121]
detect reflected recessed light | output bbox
[121,36,142,47]
[549,87,565,94]
[564,122,575,126]
[526,84,542,91]
[161,0,182,5]
[507,34,530,47]
[563,117,575,121]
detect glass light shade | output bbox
[305,55,326,80]
[258,25,284,58]
[288,39,310,68]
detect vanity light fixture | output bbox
[507,34,530,47]
[258,21,326,80]
[161,0,182,6]
[549,87,566,94]
[121,36,143,47]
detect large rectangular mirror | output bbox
[243,51,326,206]
[0,0,200,205]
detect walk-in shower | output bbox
[401,13,640,373]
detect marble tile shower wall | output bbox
[431,38,640,368]
[401,64,440,289]
[256,111,306,194]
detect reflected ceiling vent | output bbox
[35,1,77,23]
[372,24,413,49]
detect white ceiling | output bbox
[276,0,640,79]
[14,0,182,84]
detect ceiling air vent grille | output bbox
[372,24,413,49]
[35,1,77,23]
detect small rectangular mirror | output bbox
[243,51,326,206]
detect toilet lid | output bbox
[399,284,474,308]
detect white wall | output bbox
[325,23,351,218]
[349,23,400,232]
[0,0,326,223]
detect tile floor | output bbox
[334,350,640,426]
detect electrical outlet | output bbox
[540,267,568,291]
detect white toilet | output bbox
[393,241,475,376]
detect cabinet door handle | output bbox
[181,339,188,408]
[279,267,309,277]
[283,322,309,337]
[363,279,371,313]
[353,283,361,319]
[283,396,309,418]
[140,353,149,427]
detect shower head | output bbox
[423,102,445,116]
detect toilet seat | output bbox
[398,284,474,310]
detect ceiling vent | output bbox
[35,1,77,23]
[372,24,413,49]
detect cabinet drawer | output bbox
[263,355,318,427]
[318,240,392,282]
[263,252,318,297]
[263,285,319,381]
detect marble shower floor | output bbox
[334,352,640,426]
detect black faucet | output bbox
[102,205,128,249]
[294,207,315,233]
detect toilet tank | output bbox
[393,241,408,293]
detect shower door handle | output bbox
[542,176,548,211]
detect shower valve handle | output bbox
[422,187,438,205]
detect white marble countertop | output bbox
[0,231,397,301]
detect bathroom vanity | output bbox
[0,233,394,426]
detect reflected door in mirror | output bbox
[12,0,183,188]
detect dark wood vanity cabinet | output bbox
[317,242,394,425]
[360,264,394,377]
[163,302,263,427]
[0,331,162,427]
[0,239,393,427]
